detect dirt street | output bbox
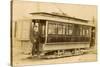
[12,53,97,66]
[12,39,97,66]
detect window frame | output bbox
[48,23,57,35]
[57,24,63,35]
[68,24,73,35]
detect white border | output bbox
[0,0,99,67]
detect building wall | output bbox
[12,19,33,55]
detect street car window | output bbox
[58,24,63,34]
[48,23,57,34]
[68,24,73,35]
[82,26,90,36]
[62,25,66,35]
[65,24,69,35]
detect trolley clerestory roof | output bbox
[30,12,94,27]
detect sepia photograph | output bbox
[11,0,97,66]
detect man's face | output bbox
[34,26,38,32]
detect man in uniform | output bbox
[30,23,40,56]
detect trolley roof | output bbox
[30,12,94,27]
